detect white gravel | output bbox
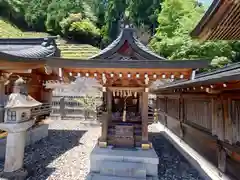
[24,120,101,180]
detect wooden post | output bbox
[214,96,227,173]
[99,88,112,148]
[41,88,53,104]
[0,81,5,123]
[222,97,233,144]
[211,98,217,136]
[156,96,160,122]
[215,97,224,141]
[164,97,168,127]
[141,91,150,150]
[139,93,142,113]
[179,94,184,138]
[231,100,238,143]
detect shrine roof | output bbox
[49,28,211,70]
[90,28,167,60]
[191,0,240,40]
[0,37,58,61]
[46,58,210,69]
[153,63,240,91]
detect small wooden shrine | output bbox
[45,25,210,149]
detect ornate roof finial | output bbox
[120,10,134,29]
[13,76,26,94]
[14,76,26,86]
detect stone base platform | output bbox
[0,124,49,159]
[0,168,28,180]
[87,173,159,180]
[90,146,159,179]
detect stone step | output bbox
[100,161,146,178]
[90,174,146,180]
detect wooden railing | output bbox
[31,103,52,118]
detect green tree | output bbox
[0,0,26,27]
[103,0,127,43]
[149,0,237,69]
[45,0,96,34]
[127,0,162,35]
[24,0,49,31]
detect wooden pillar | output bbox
[213,96,227,172]
[107,89,112,122]
[139,93,142,113]
[179,94,184,138]
[41,88,53,104]
[231,100,238,143]
[211,98,218,136]
[0,81,5,123]
[223,97,233,144]
[99,88,112,148]
[164,97,168,127]
[216,97,225,141]
[156,96,160,122]
[141,91,150,150]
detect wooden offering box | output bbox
[115,125,134,147]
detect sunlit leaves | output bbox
[149,0,239,69]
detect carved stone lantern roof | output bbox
[5,77,42,109]
[5,94,42,109]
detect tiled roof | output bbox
[90,28,167,60]
[0,37,58,60]
[154,62,240,90]
[190,0,240,40]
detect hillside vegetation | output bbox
[57,43,100,59]
[0,18,48,38]
[0,18,100,59]
[0,0,240,69]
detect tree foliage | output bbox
[149,0,239,69]
[1,0,240,70]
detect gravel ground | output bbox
[0,121,204,180]
[149,124,203,180]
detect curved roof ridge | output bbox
[0,36,58,45]
[90,30,123,59]
[0,37,58,60]
[90,28,167,60]
[132,35,167,60]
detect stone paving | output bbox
[0,121,204,180]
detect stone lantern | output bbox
[0,77,42,179]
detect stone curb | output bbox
[154,122,233,180]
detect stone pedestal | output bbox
[90,146,159,179]
[0,123,49,159]
[0,120,34,179]
[5,131,26,172]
